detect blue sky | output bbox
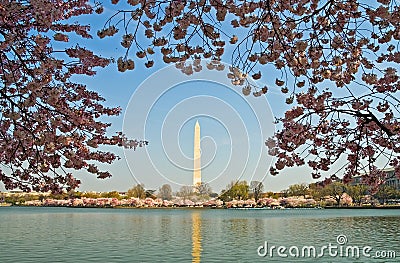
[73,63,317,193]
[68,54,316,193]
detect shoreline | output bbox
[3,204,400,209]
[324,205,400,209]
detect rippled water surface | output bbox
[0,207,399,262]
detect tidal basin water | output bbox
[0,207,399,262]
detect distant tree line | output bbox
[3,179,400,206]
[284,182,400,206]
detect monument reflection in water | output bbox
[191,212,202,263]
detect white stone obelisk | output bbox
[193,120,201,187]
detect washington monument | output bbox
[193,120,201,187]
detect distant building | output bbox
[351,167,400,190]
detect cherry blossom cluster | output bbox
[0,1,145,193]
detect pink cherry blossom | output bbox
[0,1,146,193]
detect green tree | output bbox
[220,181,249,201]
[127,184,146,199]
[101,191,122,200]
[38,194,46,202]
[323,182,347,206]
[265,191,280,199]
[209,193,219,198]
[392,189,400,200]
[82,192,101,199]
[67,190,82,199]
[219,181,235,202]
[4,194,29,205]
[250,181,264,201]
[145,189,157,199]
[233,181,249,200]
[308,183,325,201]
[373,186,398,204]
[49,192,68,200]
[24,194,40,202]
[346,184,369,205]
[287,183,309,198]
